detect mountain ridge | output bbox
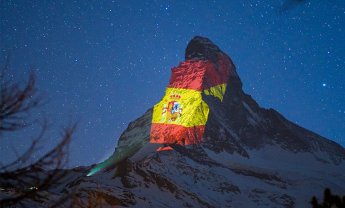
[8,36,345,207]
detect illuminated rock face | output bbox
[150,54,232,146]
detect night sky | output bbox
[1,0,344,167]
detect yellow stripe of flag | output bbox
[152,87,209,127]
[203,83,227,102]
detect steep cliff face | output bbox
[79,36,345,207]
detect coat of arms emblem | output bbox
[161,92,183,123]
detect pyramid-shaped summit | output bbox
[87,36,242,175]
[88,36,345,176]
[83,36,345,207]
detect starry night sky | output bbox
[1,0,344,167]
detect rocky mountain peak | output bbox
[185,36,222,61]
[88,37,345,176]
[13,37,345,208]
[80,37,345,207]
[185,36,241,90]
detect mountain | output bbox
[7,36,345,207]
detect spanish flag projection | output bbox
[86,38,234,176]
[150,55,231,149]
